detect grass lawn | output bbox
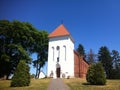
[0,78,50,90]
[63,78,120,90]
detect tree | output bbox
[11,60,30,87]
[111,50,120,79]
[0,20,48,79]
[86,49,97,64]
[0,20,33,79]
[86,62,106,85]
[33,31,48,78]
[0,21,11,74]
[111,50,120,69]
[0,45,31,79]
[76,44,85,56]
[98,46,112,79]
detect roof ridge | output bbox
[48,24,70,38]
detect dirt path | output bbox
[48,78,70,90]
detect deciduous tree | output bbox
[0,20,48,79]
[111,50,120,79]
[33,31,48,78]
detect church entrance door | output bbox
[56,67,60,78]
[56,63,61,78]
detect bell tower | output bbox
[47,24,74,78]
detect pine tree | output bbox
[98,46,112,79]
[76,44,85,56]
[86,62,106,85]
[11,60,30,87]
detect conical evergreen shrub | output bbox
[11,60,30,87]
[86,62,106,85]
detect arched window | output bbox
[56,46,60,62]
[63,45,66,61]
[52,47,54,61]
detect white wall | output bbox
[47,35,74,78]
[39,71,46,79]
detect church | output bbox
[47,24,89,78]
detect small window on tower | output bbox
[52,47,54,61]
[56,46,60,50]
[56,46,60,62]
[63,45,66,61]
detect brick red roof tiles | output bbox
[48,24,70,38]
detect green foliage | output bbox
[32,31,48,78]
[98,46,112,79]
[110,50,120,79]
[1,54,10,62]
[98,47,120,79]
[86,62,106,85]
[0,54,10,78]
[11,60,30,87]
[0,20,48,79]
[110,68,120,79]
[111,50,120,69]
[76,44,85,55]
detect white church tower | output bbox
[47,24,74,78]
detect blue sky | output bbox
[0,0,120,75]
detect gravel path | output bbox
[48,78,70,90]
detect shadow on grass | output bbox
[82,82,106,86]
[82,82,90,85]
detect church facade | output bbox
[47,24,89,78]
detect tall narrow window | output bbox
[56,46,60,62]
[63,45,66,61]
[52,47,54,61]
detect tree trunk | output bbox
[35,62,38,79]
[37,65,41,78]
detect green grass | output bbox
[63,78,120,90]
[1,78,120,90]
[0,78,50,90]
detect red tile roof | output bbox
[48,24,70,38]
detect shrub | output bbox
[11,60,30,87]
[86,62,106,85]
